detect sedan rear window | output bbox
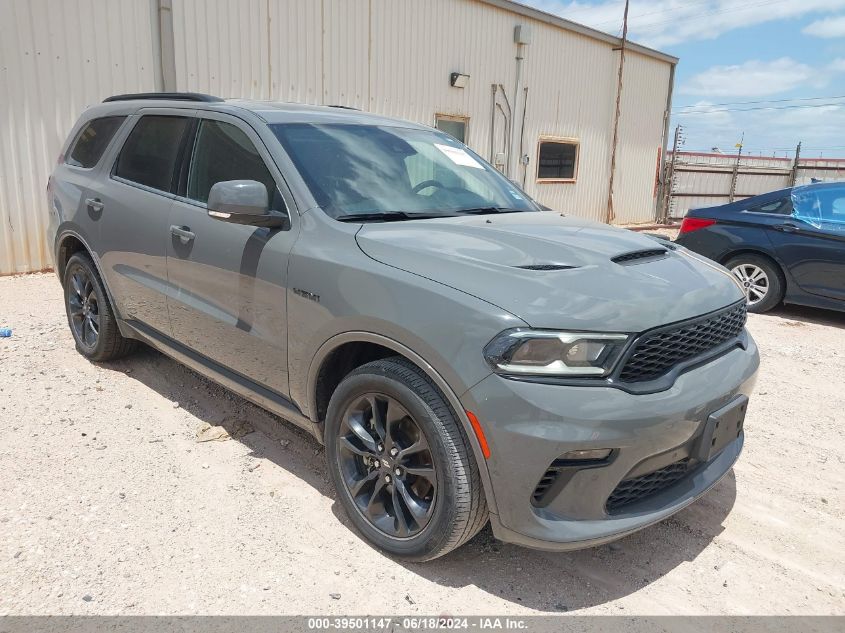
[66,116,126,168]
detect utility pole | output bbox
[790,141,802,187]
[604,0,629,225]
[729,132,744,202]
[661,124,681,223]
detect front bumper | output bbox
[461,333,759,550]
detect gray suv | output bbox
[47,93,759,560]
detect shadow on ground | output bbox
[766,304,845,329]
[103,344,737,613]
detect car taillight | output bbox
[679,217,716,235]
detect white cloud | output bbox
[674,103,845,157]
[527,0,845,48]
[802,15,845,38]
[679,58,819,97]
[830,58,845,72]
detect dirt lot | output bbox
[1,272,843,615]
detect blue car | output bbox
[675,182,845,313]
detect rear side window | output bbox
[66,116,126,168]
[114,115,190,192]
[750,198,792,215]
[187,119,278,205]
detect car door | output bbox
[766,189,845,301]
[165,112,298,396]
[96,110,195,335]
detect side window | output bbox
[114,115,190,192]
[187,119,280,209]
[821,195,845,231]
[66,116,126,168]
[752,198,792,215]
[537,139,579,182]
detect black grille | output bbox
[618,302,747,383]
[606,459,691,513]
[532,469,559,505]
[612,249,667,264]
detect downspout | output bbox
[657,62,676,223]
[489,84,497,163]
[157,0,177,92]
[519,86,529,188]
[508,43,524,180]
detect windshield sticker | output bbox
[434,144,484,169]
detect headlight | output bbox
[483,329,630,377]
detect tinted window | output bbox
[115,116,190,192]
[537,140,578,180]
[751,198,792,215]
[66,116,126,168]
[187,120,278,206]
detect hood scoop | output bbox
[611,249,668,265]
[514,263,577,271]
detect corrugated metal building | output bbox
[0,0,677,274]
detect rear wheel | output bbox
[63,252,136,361]
[325,357,488,561]
[725,254,784,313]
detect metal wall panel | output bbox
[0,0,158,274]
[1,0,674,273]
[172,0,270,99]
[170,0,672,224]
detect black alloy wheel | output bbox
[325,357,488,561]
[67,267,100,350]
[63,252,136,361]
[336,393,437,538]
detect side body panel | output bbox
[166,111,301,396]
[285,211,527,420]
[92,109,197,335]
[766,222,845,302]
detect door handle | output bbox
[774,222,798,233]
[85,198,104,212]
[170,225,195,244]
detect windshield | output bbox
[791,183,845,232]
[271,123,538,219]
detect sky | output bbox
[522,0,845,158]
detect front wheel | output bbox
[725,254,784,313]
[325,357,488,561]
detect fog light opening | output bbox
[561,448,613,461]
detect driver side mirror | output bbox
[207,180,288,228]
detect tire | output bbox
[724,254,784,314]
[325,357,488,561]
[63,252,137,361]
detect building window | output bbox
[435,114,468,144]
[537,138,579,182]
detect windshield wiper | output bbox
[457,207,524,215]
[336,211,447,223]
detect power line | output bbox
[674,102,845,115]
[590,0,711,26]
[674,95,845,111]
[625,0,789,30]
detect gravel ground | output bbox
[1,272,843,615]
